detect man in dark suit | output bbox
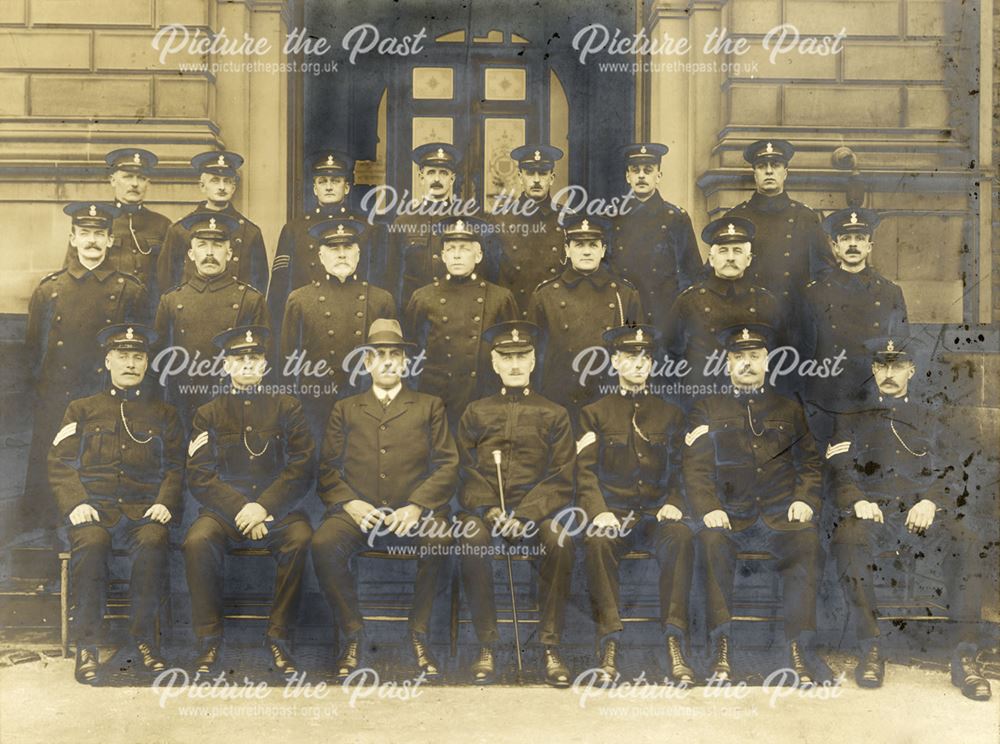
[828,337,990,701]
[183,325,314,678]
[683,323,824,686]
[48,324,183,683]
[312,318,459,682]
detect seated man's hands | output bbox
[144,504,172,525]
[248,522,269,541]
[853,500,884,522]
[344,499,383,533]
[906,499,936,533]
[591,511,621,537]
[235,502,269,537]
[656,504,683,522]
[486,507,524,541]
[703,509,731,530]
[384,504,422,537]
[787,501,814,523]
[69,503,100,526]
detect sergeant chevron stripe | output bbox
[684,424,708,447]
[52,422,77,447]
[188,431,209,457]
[575,431,597,454]
[825,441,851,459]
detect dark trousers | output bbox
[696,518,821,641]
[310,511,453,637]
[458,514,575,647]
[68,517,170,645]
[584,515,694,640]
[831,511,984,644]
[182,511,312,640]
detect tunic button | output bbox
[440,298,447,304]
[310,262,315,267]
[232,304,239,309]
[563,324,569,330]
[325,311,331,317]
[704,307,711,312]
[515,265,521,271]
[476,297,483,303]
[121,444,126,450]
[788,218,794,223]
[380,425,386,431]
[444,335,451,341]
[560,301,566,307]
[749,307,756,313]
[55,316,61,321]
[328,330,335,336]
[358,295,365,301]
[51,292,58,298]
[785,234,791,239]
[109,295,116,300]
[380,473,387,479]
[355,311,363,318]
[380,448,387,454]
[234,256,240,261]
[319,296,326,302]
[875,301,881,306]
[442,316,448,322]
[473,316,481,322]
[470,371,476,378]
[355,330,362,336]
[57,340,64,346]
[608,303,615,308]
[783,272,790,277]
[244,400,251,406]
[873,322,879,327]
[783,252,790,257]
[177,304,183,309]
[245,426,252,432]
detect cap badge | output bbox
[245,330,253,344]
[727,223,736,236]
[741,328,751,341]
[765,142,774,154]
[336,224,346,235]
[208,218,217,230]
[850,212,858,224]
[640,145,647,154]
[886,340,895,352]
[326,155,335,166]
[581,219,590,231]
[635,329,644,342]
[88,205,97,217]
[533,150,541,161]
[216,155,227,167]
[436,148,445,159]
[125,327,134,340]
[511,329,520,343]
[132,153,142,165]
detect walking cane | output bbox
[492,449,524,680]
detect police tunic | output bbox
[609,193,701,332]
[157,202,269,294]
[802,267,908,413]
[267,203,381,329]
[666,274,781,388]
[405,273,519,425]
[385,199,454,309]
[576,389,685,520]
[528,265,643,416]
[489,197,566,316]
[280,274,396,433]
[153,274,269,423]
[24,261,148,528]
[724,192,832,303]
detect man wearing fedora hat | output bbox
[157,151,268,294]
[267,150,381,330]
[280,217,396,439]
[455,320,576,686]
[684,323,824,686]
[48,323,183,684]
[404,216,519,428]
[528,216,643,422]
[490,144,570,316]
[577,323,696,686]
[63,149,171,304]
[724,139,831,310]
[24,202,149,531]
[153,211,270,430]
[183,325,314,678]
[312,318,459,682]
[827,336,990,701]
[386,142,464,308]
[801,208,908,443]
[609,143,701,336]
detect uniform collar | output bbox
[748,191,791,213]
[705,272,748,297]
[195,200,240,218]
[733,385,767,399]
[115,201,144,215]
[326,272,359,285]
[446,272,478,283]
[517,195,554,214]
[561,264,613,288]
[629,191,663,211]
[878,394,909,405]
[832,265,874,287]
[67,255,114,282]
[314,202,348,218]
[189,272,236,292]
[618,386,649,399]
[500,386,530,401]
[108,385,142,401]
[230,383,264,398]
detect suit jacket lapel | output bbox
[380,386,415,425]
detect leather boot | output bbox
[665,635,694,686]
[707,633,731,684]
[75,645,100,685]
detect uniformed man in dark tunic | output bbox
[827,337,990,701]
[280,218,396,439]
[577,324,695,685]
[723,139,831,309]
[455,321,576,687]
[405,216,519,427]
[489,145,568,316]
[528,217,643,424]
[48,324,183,684]
[63,149,171,306]
[267,150,382,330]
[25,202,149,531]
[683,324,824,686]
[184,325,314,677]
[157,151,269,294]
[153,212,270,430]
[666,217,780,400]
[312,319,458,683]
[801,208,908,443]
[609,143,701,334]
[385,143,463,308]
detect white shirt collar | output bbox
[373,383,402,403]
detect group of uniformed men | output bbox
[28,139,990,701]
